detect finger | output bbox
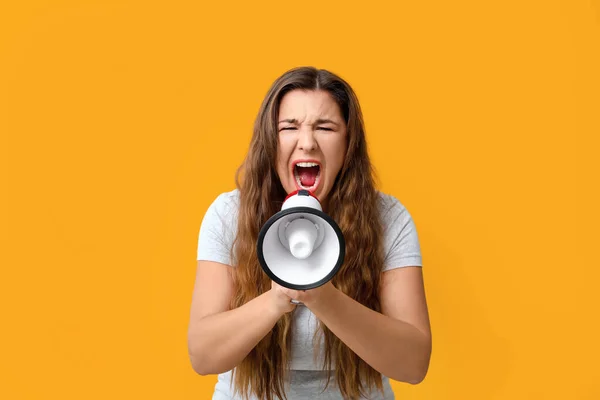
[280,287,301,300]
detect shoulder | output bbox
[212,188,240,207]
[207,188,240,217]
[200,189,240,233]
[376,191,411,223]
[376,191,422,268]
[197,189,240,264]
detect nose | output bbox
[297,127,317,152]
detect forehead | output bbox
[278,89,343,121]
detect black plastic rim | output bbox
[257,207,345,290]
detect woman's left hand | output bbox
[271,280,337,309]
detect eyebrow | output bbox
[278,118,340,126]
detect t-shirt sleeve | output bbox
[196,192,236,266]
[381,195,423,271]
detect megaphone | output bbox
[257,190,345,295]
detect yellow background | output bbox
[1,0,599,399]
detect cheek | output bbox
[275,156,286,179]
[276,138,292,180]
[323,138,347,175]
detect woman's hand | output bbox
[268,281,297,316]
[271,280,337,309]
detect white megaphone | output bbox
[257,190,345,298]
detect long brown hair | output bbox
[230,66,385,400]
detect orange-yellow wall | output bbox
[1,1,598,399]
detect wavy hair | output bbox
[230,66,385,400]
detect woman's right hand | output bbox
[269,281,297,315]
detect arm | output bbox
[187,260,295,375]
[277,266,432,384]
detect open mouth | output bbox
[293,161,321,192]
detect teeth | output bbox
[295,162,319,167]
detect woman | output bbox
[188,67,432,400]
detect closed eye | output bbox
[279,126,333,131]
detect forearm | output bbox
[188,291,281,375]
[309,288,431,384]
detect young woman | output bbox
[188,67,432,400]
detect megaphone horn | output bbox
[257,190,345,291]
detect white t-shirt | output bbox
[196,189,423,399]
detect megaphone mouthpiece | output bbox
[285,218,318,259]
